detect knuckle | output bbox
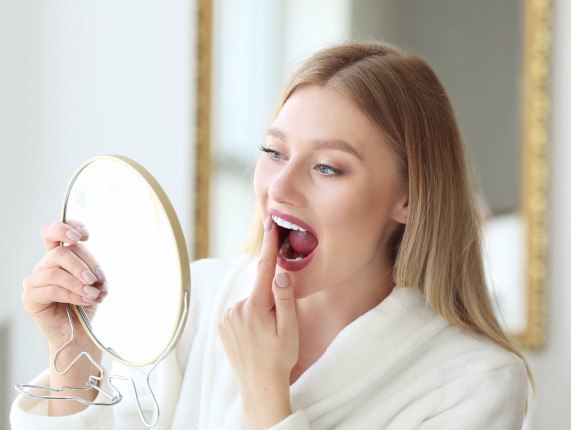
[257,257,271,271]
[46,285,58,297]
[20,290,29,305]
[44,222,57,237]
[216,319,224,334]
[45,267,60,282]
[22,275,31,290]
[275,291,295,308]
[277,297,295,307]
[52,246,68,259]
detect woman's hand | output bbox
[218,217,299,429]
[22,221,106,347]
[21,221,107,415]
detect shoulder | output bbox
[384,288,529,427]
[398,292,529,426]
[414,330,529,428]
[426,324,529,403]
[392,287,526,378]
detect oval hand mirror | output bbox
[63,155,190,366]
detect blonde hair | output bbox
[247,41,532,385]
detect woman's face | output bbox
[254,85,408,298]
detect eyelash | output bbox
[258,145,343,177]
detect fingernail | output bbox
[81,297,94,306]
[276,272,289,288]
[95,267,106,281]
[79,225,89,237]
[83,285,100,298]
[66,229,82,242]
[82,269,97,284]
[264,216,273,231]
[99,281,108,294]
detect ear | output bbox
[392,194,409,225]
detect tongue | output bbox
[288,230,318,256]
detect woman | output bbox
[12,41,530,429]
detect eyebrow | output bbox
[266,127,363,161]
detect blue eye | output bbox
[316,164,342,176]
[259,145,284,161]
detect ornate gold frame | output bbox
[195,0,212,260]
[518,0,551,349]
[194,0,551,349]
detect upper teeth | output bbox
[271,215,307,232]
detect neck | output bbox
[290,261,395,384]
[298,265,394,332]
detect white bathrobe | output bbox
[11,257,529,429]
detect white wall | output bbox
[525,0,571,427]
[0,1,195,428]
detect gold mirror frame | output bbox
[65,155,191,366]
[519,0,551,349]
[194,0,551,350]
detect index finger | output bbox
[248,216,278,310]
[41,221,89,251]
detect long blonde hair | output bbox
[247,41,532,384]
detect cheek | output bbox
[253,158,269,204]
[324,181,392,238]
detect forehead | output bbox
[271,85,389,157]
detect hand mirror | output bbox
[63,155,190,366]
[16,155,190,427]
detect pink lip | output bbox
[269,209,319,272]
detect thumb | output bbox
[273,272,297,336]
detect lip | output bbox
[268,209,319,272]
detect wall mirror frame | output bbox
[194,0,551,350]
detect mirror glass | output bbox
[63,155,190,366]
[202,0,549,348]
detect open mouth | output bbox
[271,214,319,264]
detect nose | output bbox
[267,162,305,207]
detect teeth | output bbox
[271,215,307,232]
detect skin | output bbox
[217,85,409,429]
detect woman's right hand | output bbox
[21,221,107,349]
[21,221,108,415]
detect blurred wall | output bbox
[0,1,196,428]
[210,0,352,258]
[353,0,522,214]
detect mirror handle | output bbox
[15,295,189,428]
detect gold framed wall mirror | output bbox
[195,0,550,350]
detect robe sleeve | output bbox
[267,410,311,430]
[10,367,115,430]
[418,362,529,430]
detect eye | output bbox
[259,145,284,161]
[315,164,342,176]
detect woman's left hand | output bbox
[218,217,299,429]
